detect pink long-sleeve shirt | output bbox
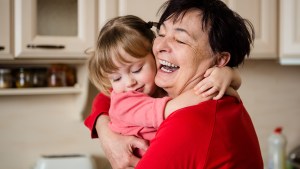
[109,91,171,141]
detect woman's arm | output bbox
[96,115,148,169]
[84,92,148,168]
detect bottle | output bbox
[15,68,32,88]
[268,127,287,169]
[31,67,47,87]
[47,64,66,87]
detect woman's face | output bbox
[153,10,215,98]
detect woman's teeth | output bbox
[159,60,179,73]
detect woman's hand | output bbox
[96,115,149,169]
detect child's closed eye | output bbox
[132,66,143,73]
[112,76,121,82]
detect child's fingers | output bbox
[225,87,241,101]
[201,86,219,97]
[212,86,227,100]
[204,67,214,77]
[194,78,207,91]
[194,81,213,95]
[213,90,225,100]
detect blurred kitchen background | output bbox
[0,0,299,169]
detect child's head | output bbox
[89,15,157,96]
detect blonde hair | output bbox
[88,15,156,96]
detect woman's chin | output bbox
[155,74,169,87]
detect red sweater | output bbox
[84,93,263,169]
[84,93,110,138]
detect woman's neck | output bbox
[152,87,168,98]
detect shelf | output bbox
[0,85,82,96]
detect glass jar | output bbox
[64,65,77,86]
[0,68,12,89]
[48,65,66,87]
[32,68,47,87]
[15,68,32,88]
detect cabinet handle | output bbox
[0,46,4,51]
[27,44,65,49]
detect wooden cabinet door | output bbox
[223,0,277,59]
[280,0,300,65]
[14,0,96,59]
[98,0,166,29]
[0,0,13,60]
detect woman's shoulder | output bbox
[164,96,244,122]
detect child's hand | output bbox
[225,87,241,101]
[194,66,236,100]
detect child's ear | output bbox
[216,52,230,67]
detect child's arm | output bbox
[110,66,241,127]
[164,90,213,118]
[165,66,241,118]
[109,91,171,129]
[194,66,241,100]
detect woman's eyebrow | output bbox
[160,23,196,41]
[175,28,196,41]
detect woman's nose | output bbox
[153,37,171,54]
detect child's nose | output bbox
[126,76,137,87]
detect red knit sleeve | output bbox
[84,93,111,138]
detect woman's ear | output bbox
[215,52,230,67]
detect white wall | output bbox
[238,60,300,167]
[0,91,111,169]
[0,60,300,169]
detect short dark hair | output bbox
[158,0,255,67]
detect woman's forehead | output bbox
[163,10,205,38]
[167,10,202,25]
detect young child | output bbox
[88,15,241,156]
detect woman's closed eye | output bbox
[157,33,186,44]
[175,38,186,44]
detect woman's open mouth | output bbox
[158,59,179,73]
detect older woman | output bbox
[85,0,263,168]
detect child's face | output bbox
[107,50,157,96]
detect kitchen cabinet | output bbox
[0,0,95,120]
[98,0,166,29]
[0,0,13,60]
[223,0,277,59]
[224,0,300,64]
[14,0,96,59]
[279,0,300,65]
